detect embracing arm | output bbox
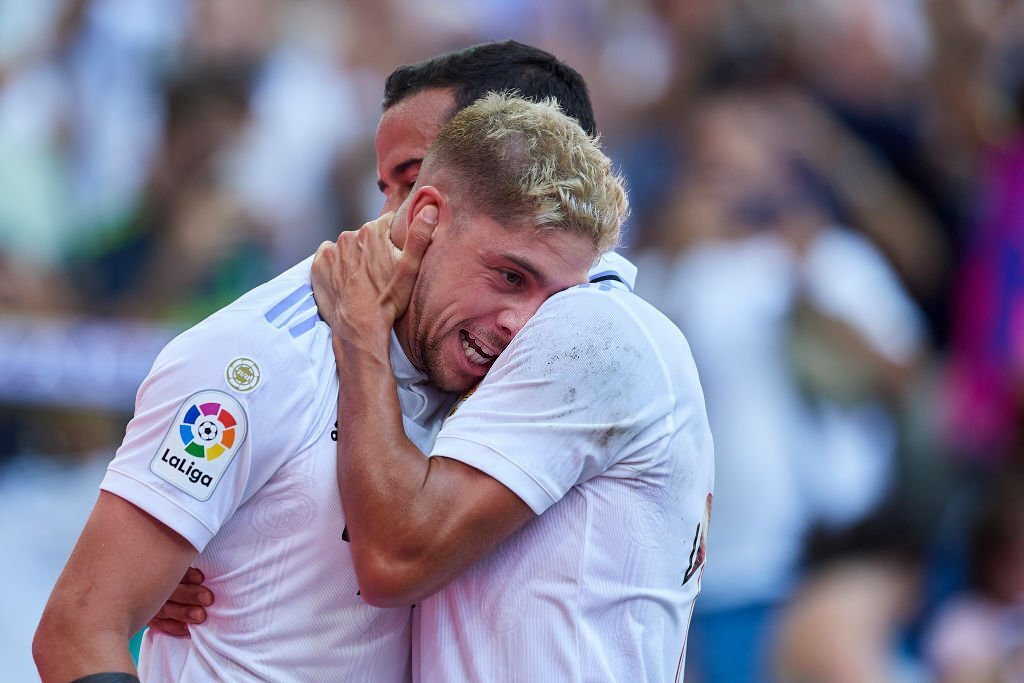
[334,333,533,607]
[313,202,534,607]
[34,491,197,682]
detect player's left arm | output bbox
[34,491,198,682]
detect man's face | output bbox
[399,207,596,392]
[377,86,596,392]
[375,88,455,215]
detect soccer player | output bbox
[33,92,624,681]
[310,106,714,682]
[155,42,714,682]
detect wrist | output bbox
[333,316,392,373]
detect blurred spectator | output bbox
[923,473,1024,683]
[225,1,373,269]
[0,0,186,266]
[773,509,926,683]
[633,84,928,683]
[784,0,958,341]
[67,63,265,322]
[931,0,1024,463]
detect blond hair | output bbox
[422,91,628,253]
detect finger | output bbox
[154,600,208,624]
[356,212,394,235]
[313,240,335,265]
[167,581,215,607]
[146,617,192,637]
[371,211,395,236]
[182,566,205,585]
[311,242,338,311]
[311,241,335,283]
[399,204,438,272]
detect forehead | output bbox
[375,88,456,171]
[451,213,597,284]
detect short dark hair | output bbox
[382,40,597,136]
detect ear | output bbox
[405,186,448,241]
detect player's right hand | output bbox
[146,567,214,637]
[312,202,436,335]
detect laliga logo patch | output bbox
[179,400,237,460]
[151,390,248,501]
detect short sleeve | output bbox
[430,285,678,514]
[100,308,321,551]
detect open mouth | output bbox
[460,330,498,367]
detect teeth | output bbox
[461,331,495,366]
[462,336,490,365]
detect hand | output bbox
[146,567,214,637]
[312,205,437,336]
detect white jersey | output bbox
[416,278,715,683]
[100,256,455,682]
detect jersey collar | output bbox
[390,329,429,388]
[389,329,458,425]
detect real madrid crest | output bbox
[445,383,480,421]
[226,357,261,393]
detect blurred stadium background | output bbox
[3,1,1023,681]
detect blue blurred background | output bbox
[3,1,1024,681]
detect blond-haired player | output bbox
[312,92,714,682]
[35,93,624,683]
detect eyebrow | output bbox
[377,158,422,193]
[500,253,546,287]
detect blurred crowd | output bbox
[2,0,1023,681]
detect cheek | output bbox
[428,285,491,330]
[455,284,509,322]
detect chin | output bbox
[439,378,475,394]
[432,367,477,394]
[422,352,470,394]
[422,336,482,393]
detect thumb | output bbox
[400,203,438,270]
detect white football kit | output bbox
[416,276,715,682]
[100,256,454,682]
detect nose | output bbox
[380,194,400,216]
[380,186,412,217]
[495,298,542,342]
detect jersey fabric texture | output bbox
[417,278,715,683]
[100,256,455,682]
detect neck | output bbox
[393,311,418,370]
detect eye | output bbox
[500,270,524,287]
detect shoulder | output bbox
[514,283,694,379]
[485,283,705,420]
[142,255,332,440]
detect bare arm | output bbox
[312,202,534,607]
[334,335,533,606]
[34,491,197,681]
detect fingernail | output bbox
[421,205,438,224]
[190,608,204,621]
